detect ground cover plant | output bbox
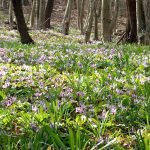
[0,28,150,149]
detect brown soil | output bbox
[0,0,127,38]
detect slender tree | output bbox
[62,0,73,35]
[22,0,29,6]
[101,0,119,42]
[11,0,34,44]
[125,0,137,43]
[29,0,36,28]
[39,0,45,29]
[8,0,13,29]
[93,0,100,40]
[77,0,85,35]
[35,0,40,29]
[44,0,55,28]
[143,0,150,44]
[84,0,94,42]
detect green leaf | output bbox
[69,127,75,150]
[45,126,67,150]
[0,91,6,101]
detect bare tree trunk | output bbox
[44,0,55,29]
[84,0,95,43]
[136,0,146,43]
[12,0,34,44]
[22,0,29,6]
[80,0,85,34]
[109,0,119,35]
[35,0,40,29]
[101,0,111,42]
[77,0,81,29]
[2,0,8,9]
[9,0,13,28]
[101,0,119,42]
[93,0,99,40]
[29,0,36,28]
[143,0,150,44]
[77,0,85,34]
[39,0,45,29]
[62,0,73,35]
[125,0,137,43]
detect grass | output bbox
[0,27,150,149]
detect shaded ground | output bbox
[0,0,126,40]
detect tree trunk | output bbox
[39,0,45,29]
[77,0,85,34]
[101,0,119,42]
[93,0,99,40]
[9,0,13,28]
[84,0,94,42]
[29,0,36,28]
[80,0,85,35]
[101,0,111,42]
[22,0,29,6]
[143,0,150,44]
[2,0,8,9]
[77,0,81,29]
[62,0,73,35]
[12,0,34,44]
[125,0,137,43]
[44,0,55,28]
[136,0,146,43]
[35,0,40,29]
[110,0,119,36]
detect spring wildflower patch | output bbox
[0,29,150,149]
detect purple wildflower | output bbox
[76,104,86,113]
[77,91,85,97]
[34,91,42,97]
[31,123,37,132]
[108,74,112,80]
[5,96,16,107]
[110,105,117,115]
[78,63,83,68]
[76,107,84,113]
[101,109,107,119]
[60,92,65,97]
[116,88,123,95]
[5,100,13,107]
[91,64,97,68]
[32,105,38,112]
[2,80,10,88]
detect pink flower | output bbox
[5,100,13,107]
[78,63,83,68]
[91,64,96,68]
[32,105,38,112]
[76,107,84,113]
[2,80,10,88]
[77,91,85,97]
[143,61,148,67]
[34,92,42,97]
[101,109,107,119]
[60,92,65,97]
[116,88,123,95]
[108,74,112,80]
[110,106,117,115]
[76,104,86,113]
[5,96,16,107]
[118,52,123,59]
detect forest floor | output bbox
[0,0,126,41]
[0,5,150,150]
